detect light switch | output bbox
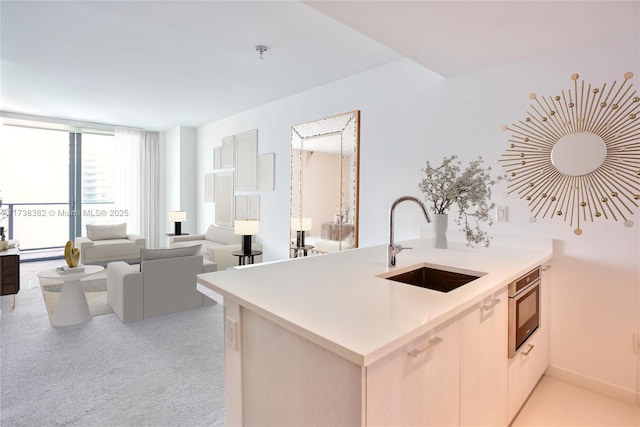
[226,317,238,350]
[497,206,508,222]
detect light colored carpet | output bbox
[39,269,113,321]
[1,274,226,426]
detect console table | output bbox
[0,243,20,309]
[321,223,354,241]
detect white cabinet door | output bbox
[459,289,509,426]
[366,319,460,426]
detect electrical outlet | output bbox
[497,205,508,222]
[226,317,238,351]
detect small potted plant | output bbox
[418,155,504,248]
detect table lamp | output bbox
[234,220,259,255]
[291,217,312,248]
[168,211,187,235]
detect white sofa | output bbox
[170,224,262,270]
[106,245,217,323]
[75,223,145,265]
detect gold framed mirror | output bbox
[290,110,360,256]
[500,72,640,235]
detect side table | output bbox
[291,245,314,258]
[37,265,104,326]
[231,250,263,266]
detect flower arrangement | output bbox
[418,155,504,247]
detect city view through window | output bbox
[0,124,115,258]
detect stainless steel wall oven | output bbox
[508,267,540,358]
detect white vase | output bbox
[432,213,448,249]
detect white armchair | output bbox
[170,224,261,270]
[75,223,145,265]
[106,245,217,323]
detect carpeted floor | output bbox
[1,268,226,426]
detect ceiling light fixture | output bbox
[255,45,268,61]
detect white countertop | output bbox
[197,238,552,367]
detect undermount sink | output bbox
[381,265,483,293]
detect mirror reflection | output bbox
[290,111,360,257]
[551,132,607,176]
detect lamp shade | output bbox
[290,217,312,231]
[168,211,187,222]
[234,220,259,236]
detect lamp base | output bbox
[174,222,182,236]
[242,235,252,255]
[296,230,306,248]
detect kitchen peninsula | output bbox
[197,238,553,426]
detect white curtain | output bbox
[114,127,160,249]
[140,131,159,249]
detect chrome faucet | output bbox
[388,196,431,267]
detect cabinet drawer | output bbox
[507,326,549,422]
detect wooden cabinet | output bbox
[367,319,460,426]
[0,249,20,297]
[459,289,508,426]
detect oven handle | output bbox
[511,279,540,300]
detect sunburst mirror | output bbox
[500,72,640,235]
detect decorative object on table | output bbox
[234,220,259,255]
[168,211,187,235]
[56,265,85,274]
[291,217,312,248]
[419,155,504,248]
[0,226,5,241]
[64,240,80,267]
[431,213,449,249]
[500,72,640,235]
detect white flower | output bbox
[419,155,505,247]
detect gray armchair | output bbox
[106,245,216,322]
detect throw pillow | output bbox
[86,223,127,241]
[140,244,202,262]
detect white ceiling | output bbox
[1,1,638,131]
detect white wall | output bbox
[195,32,639,400]
[165,126,197,240]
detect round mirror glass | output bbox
[551,132,606,176]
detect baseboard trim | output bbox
[545,365,638,405]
